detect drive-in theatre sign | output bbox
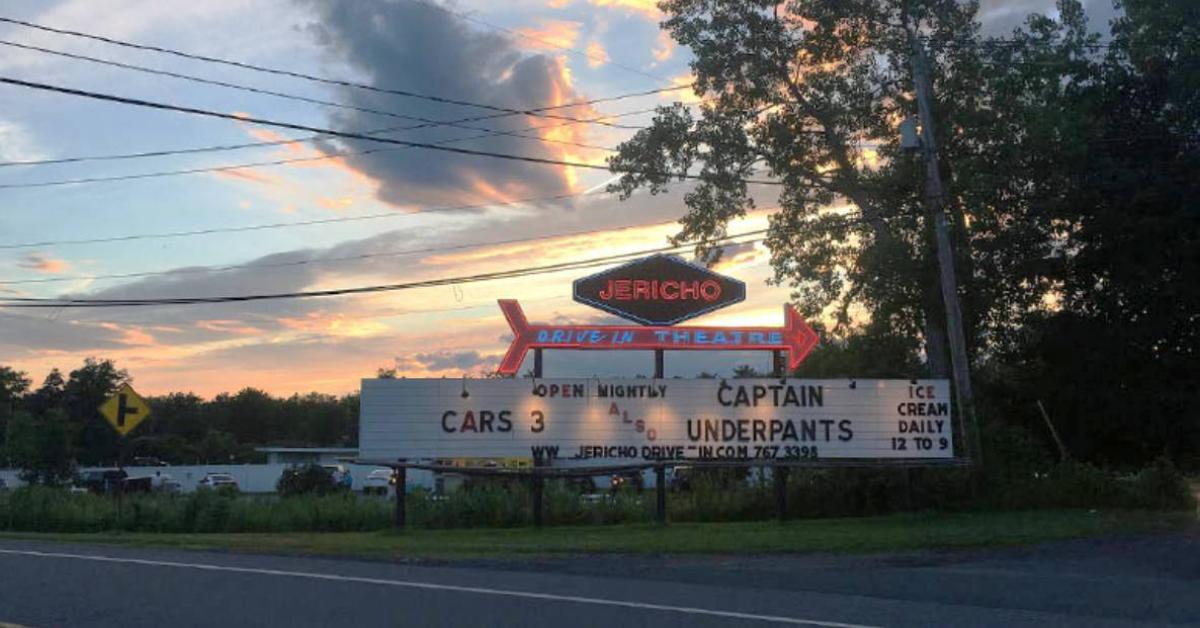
[360,378,954,462]
[359,254,955,463]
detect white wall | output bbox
[0,463,433,493]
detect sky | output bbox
[0,0,1114,397]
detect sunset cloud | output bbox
[652,30,674,63]
[586,39,610,68]
[516,19,583,51]
[17,252,70,274]
[302,1,597,207]
[589,0,661,20]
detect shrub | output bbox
[1126,456,1195,510]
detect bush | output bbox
[1126,456,1195,510]
[276,464,338,497]
[0,454,1191,533]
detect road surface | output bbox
[0,531,1196,627]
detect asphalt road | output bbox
[0,531,1196,627]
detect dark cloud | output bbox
[0,312,128,353]
[301,0,590,206]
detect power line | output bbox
[0,105,656,170]
[0,232,768,308]
[0,108,655,189]
[0,76,783,186]
[0,16,687,124]
[398,0,672,85]
[0,213,728,285]
[0,190,601,250]
[0,39,639,144]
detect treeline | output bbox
[0,358,357,482]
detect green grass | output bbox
[1,509,1191,560]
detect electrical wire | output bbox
[0,232,769,308]
[0,213,730,285]
[0,190,602,250]
[0,16,687,123]
[0,76,783,186]
[0,108,646,189]
[0,39,640,135]
[0,104,656,170]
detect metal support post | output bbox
[772,350,785,378]
[655,464,667,524]
[394,465,407,529]
[532,471,544,528]
[533,348,543,378]
[774,466,789,522]
[654,349,664,378]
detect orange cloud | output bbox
[99,323,157,346]
[661,72,702,104]
[278,312,388,338]
[195,320,262,336]
[585,40,609,68]
[247,128,306,155]
[317,196,354,211]
[589,0,661,20]
[516,19,583,51]
[652,30,674,63]
[212,167,279,186]
[17,252,70,274]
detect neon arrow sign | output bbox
[496,299,819,376]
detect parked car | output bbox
[77,469,128,495]
[197,473,239,491]
[362,468,394,495]
[132,457,169,467]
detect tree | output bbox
[24,368,65,418]
[989,0,1200,467]
[0,366,31,451]
[609,0,990,376]
[5,410,75,486]
[63,358,131,466]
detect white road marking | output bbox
[0,547,879,627]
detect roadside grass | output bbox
[0,509,1191,560]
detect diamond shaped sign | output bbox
[99,383,152,436]
[572,254,746,326]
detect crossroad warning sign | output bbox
[99,383,151,436]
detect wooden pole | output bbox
[1036,400,1069,462]
[909,33,983,468]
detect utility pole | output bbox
[909,35,984,466]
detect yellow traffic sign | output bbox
[99,383,151,436]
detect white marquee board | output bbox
[359,378,955,464]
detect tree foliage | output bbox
[0,357,359,467]
[612,0,1198,467]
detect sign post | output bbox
[98,383,152,525]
